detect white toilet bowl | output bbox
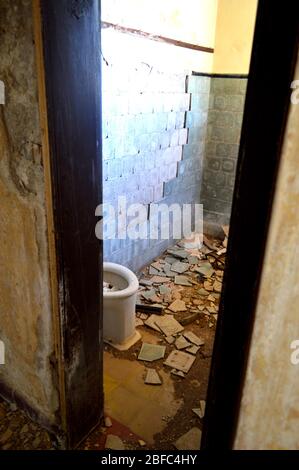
[103,262,141,350]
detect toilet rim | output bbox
[103,262,139,299]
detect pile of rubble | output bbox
[134,230,228,380]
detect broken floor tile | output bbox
[139,279,153,287]
[198,288,209,296]
[164,350,195,373]
[183,331,205,347]
[144,315,163,332]
[171,261,189,274]
[159,285,171,295]
[141,289,160,303]
[167,248,189,260]
[139,313,148,320]
[138,343,166,362]
[171,369,185,378]
[151,276,170,284]
[105,434,125,450]
[168,299,187,313]
[151,261,163,272]
[164,256,177,265]
[192,400,206,419]
[213,280,222,293]
[174,427,202,450]
[135,318,144,327]
[154,315,184,337]
[217,247,227,256]
[144,368,162,385]
[194,263,214,278]
[149,266,160,275]
[174,275,192,287]
[187,255,199,265]
[186,345,200,355]
[175,335,191,350]
[203,281,213,292]
[165,335,175,344]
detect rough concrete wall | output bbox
[201,77,247,230]
[234,55,299,450]
[102,51,207,271]
[0,0,58,426]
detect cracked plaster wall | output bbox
[0,0,59,426]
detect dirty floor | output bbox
[0,231,227,450]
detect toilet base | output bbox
[104,330,141,351]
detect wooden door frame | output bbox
[37,0,103,448]
[34,0,298,450]
[201,0,299,449]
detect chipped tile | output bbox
[183,331,205,346]
[174,276,192,287]
[174,427,202,450]
[168,299,187,313]
[154,315,184,336]
[144,368,162,385]
[164,350,195,373]
[138,343,166,362]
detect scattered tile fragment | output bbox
[155,315,184,336]
[192,401,206,419]
[167,248,189,260]
[104,416,112,428]
[179,312,199,326]
[165,335,175,344]
[139,279,153,287]
[105,434,125,450]
[186,345,200,355]
[174,275,192,287]
[198,288,209,296]
[141,289,160,303]
[174,427,202,450]
[171,369,185,378]
[171,261,189,274]
[144,368,162,385]
[164,350,196,373]
[164,256,177,265]
[135,318,144,327]
[149,266,160,275]
[138,440,146,447]
[213,280,222,293]
[195,263,214,278]
[138,343,166,362]
[168,299,187,313]
[188,255,199,264]
[151,261,163,271]
[175,335,191,350]
[203,281,213,292]
[183,331,205,346]
[144,315,163,332]
[151,276,170,284]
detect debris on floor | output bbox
[192,400,206,419]
[138,343,166,362]
[105,434,125,450]
[144,368,162,385]
[104,231,227,450]
[174,427,202,450]
[164,350,196,373]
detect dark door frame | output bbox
[39,0,103,448]
[36,0,299,449]
[201,0,299,449]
